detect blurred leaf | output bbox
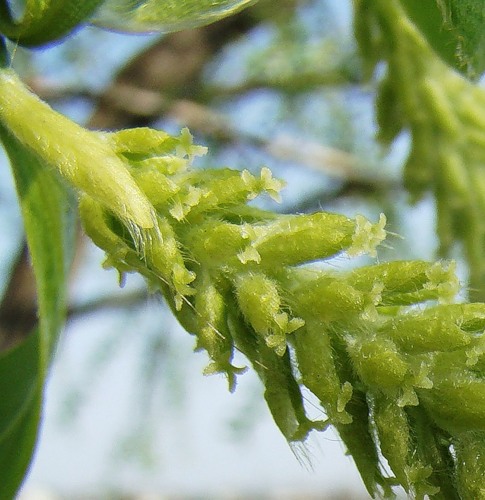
[400,0,457,69]
[401,0,485,77]
[438,0,485,77]
[0,0,104,46]
[91,0,257,33]
[0,125,76,496]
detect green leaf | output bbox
[399,0,458,69]
[401,0,485,77]
[0,0,105,46]
[0,124,76,496]
[437,0,485,76]
[1,124,76,360]
[0,332,41,499]
[0,331,39,444]
[91,0,257,33]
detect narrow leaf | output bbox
[0,332,41,499]
[0,124,76,496]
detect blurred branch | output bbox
[203,70,362,97]
[88,13,256,130]
[168,100,398,187]
[32,79,390,186]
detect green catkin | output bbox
[381,311,472,354]
[16,111,485,497]
[346,260,459,305]
[258,346,316,441]
[182,167,284,216]
[295,276,365,322]
[184,221,253,268]
[420,363,485,434]
[105,128,175,157]
[356,0,485,302]
[6,64,485,497]
[130,166,180,209]
[376,76,404,145]
[226,308,319,441]
[148,216,196,307]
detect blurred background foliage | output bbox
[0,0,451,497]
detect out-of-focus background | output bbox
[0,0,437,497]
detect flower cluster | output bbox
[3,65,485,498]
[78,125,485,498]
